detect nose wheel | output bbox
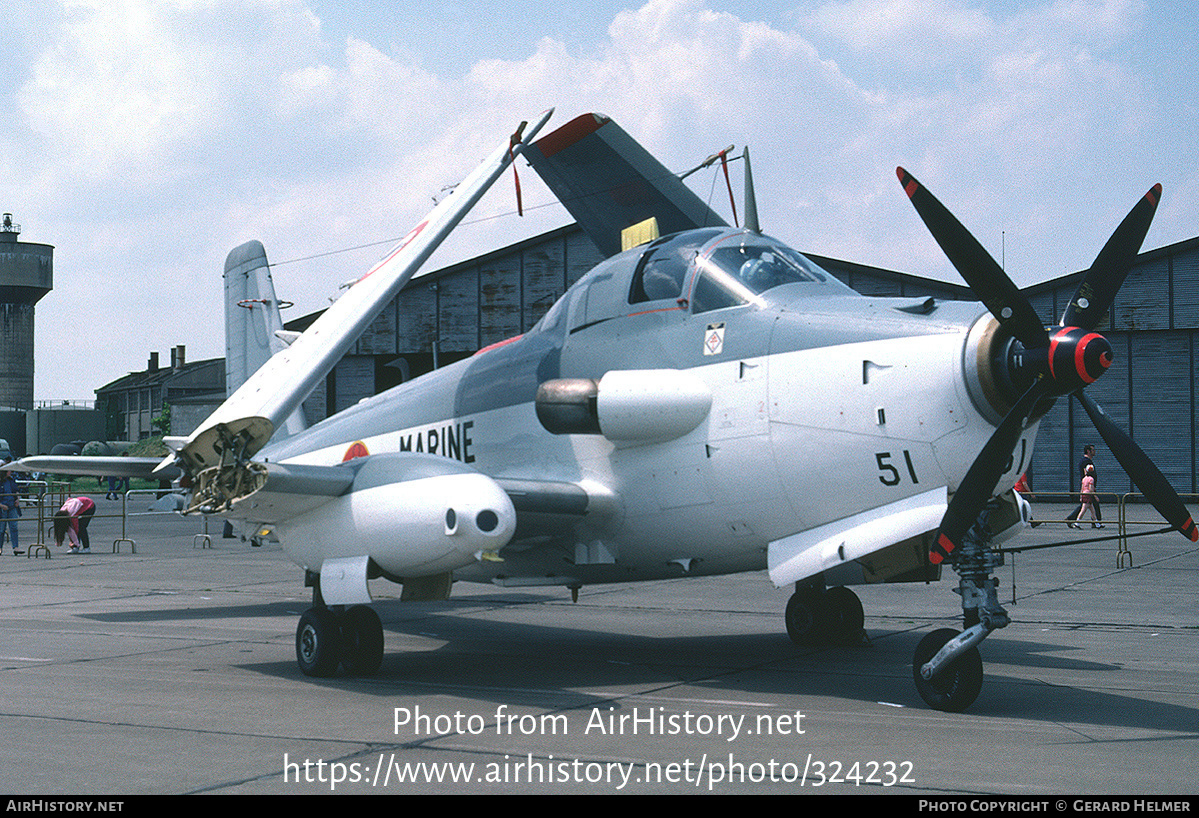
[913,513,1009,712]
[913,629,983,712]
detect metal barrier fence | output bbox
[11,480,70,558]
[1115,492,1199,567]
[1017,490,1195,567]
[12,481,205,558]
[10,481,1189,565]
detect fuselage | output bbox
[261,228,1036,586]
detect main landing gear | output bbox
[295,583,384,678]
[912,517,1009,712]
[785,580,865,647]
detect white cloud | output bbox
[804,0,996,61]
[1,0,1193,402]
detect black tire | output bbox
[912,628,983,712]
[785,590,831,646]
[296,608,342,677]
[826,586,865,645]
[341,605,384,676]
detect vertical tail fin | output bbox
[223,241,307,439]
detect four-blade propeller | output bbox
[896,169,1197,563]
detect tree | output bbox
[151,403,171,437]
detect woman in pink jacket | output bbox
[54,496,96,553]
[1069,465,1099,529]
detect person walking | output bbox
[1067,445,1105,529]
[1072,464,1099,526]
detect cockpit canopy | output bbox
[629,228,852,313]
[535,228,856,336]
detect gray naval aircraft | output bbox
[25,110,1197,712]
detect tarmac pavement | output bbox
[0,495,1196,795]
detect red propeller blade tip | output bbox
[929,532,955,565]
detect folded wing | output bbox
[525,113,728,257]
[177,110,555,478]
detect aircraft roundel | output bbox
[342,441,370,462]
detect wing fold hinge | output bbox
[184,421,270,515]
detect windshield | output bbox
[690,233,842,313]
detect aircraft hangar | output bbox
[1021,235,1199,497]
[289,223,1199,502]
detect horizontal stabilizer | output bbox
[526,113,728,257]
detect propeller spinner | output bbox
[897,169,1197,564]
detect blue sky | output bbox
[2,0,1195,402]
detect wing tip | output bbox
[533,112,610,159]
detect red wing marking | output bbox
[342,441,370,462]
[359,220,430,283]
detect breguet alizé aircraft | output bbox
[24,110,1197,712]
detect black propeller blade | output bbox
[932,381,1046,564]
[1075,391,1197,541]
[896,171,1197,558]
[1061,184,1161,330]
[897,167,1047,350]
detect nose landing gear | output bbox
[914,513,1009,712]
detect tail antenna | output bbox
[743,146,760,233]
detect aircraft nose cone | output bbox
[1049,327,1112,392]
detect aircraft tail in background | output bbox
[223,240,307,440]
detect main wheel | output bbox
[912,628,983,712]
[785,590,832,646]
[825,586,865,645]
[341,605,384,676]
[296,607,342,677]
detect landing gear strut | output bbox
[914,513,1009,712]
[295,580,384,677]
[785,580,865,646]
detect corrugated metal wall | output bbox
[380,226,602,357]
[1024,240,1199,496]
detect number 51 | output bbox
[876,451,919,486]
